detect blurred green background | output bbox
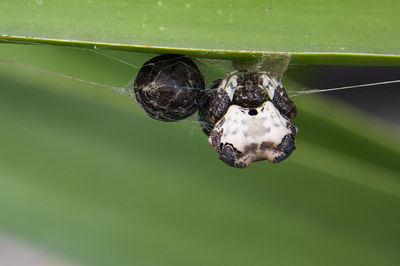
[0,43,400,265]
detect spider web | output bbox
[0,41,399,127]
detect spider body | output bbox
[199,71,297,168]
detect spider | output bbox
[198,71,297,168]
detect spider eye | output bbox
[134,54,205,122]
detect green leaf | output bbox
[0,43,400,266]
[1,0,400,65]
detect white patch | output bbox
[224,75,238,101]
[209,101,295,166]
[261,74,276,100]
[141,85,153,92]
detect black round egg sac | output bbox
[134,54,205,122]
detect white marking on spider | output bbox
[260,73,278,100]
[225,75,238,101]
[210,101,296,167]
